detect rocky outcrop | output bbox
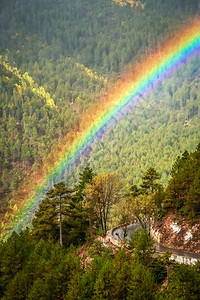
[151,214,200,254]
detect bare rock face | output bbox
[151,214,200,253]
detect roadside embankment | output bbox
[151,214,200,254]
[107,221,200,265]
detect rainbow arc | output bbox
[3,19,200,239]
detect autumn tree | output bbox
[85,172,122,236]
[118,192,157,230]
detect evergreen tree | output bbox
[127,262,156,300]
[159,264,200,300]
[164,145,200,218]
[129,229,155,265]
[62,196,89,247]
[32,197,59,242]
[140,167,160,194]
[46,182,73,246]
[0,231,33,296]
[75,167,94,200]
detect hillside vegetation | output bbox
[82,54,200,186]
[0,146,200,299]
[0,0,199,220]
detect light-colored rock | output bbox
[184,230,193,241]
[170,223,181,233]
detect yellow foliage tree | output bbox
[85,172,122,236]
[117,193,157,230]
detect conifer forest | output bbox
[0,0,200,299]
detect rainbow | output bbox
[2,19,200,239]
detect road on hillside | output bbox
[112,224,200,260]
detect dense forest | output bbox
[0,146,200,299]
[83,53,200,186]
[0,0,200,252]
[0,0,200,298]
[0,0,200,217]
[0,230,200,299]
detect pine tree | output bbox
[47,182,73,246]
[129,229,155,265]
[140,168,160,194]
[32,197,59,242]
[75,167,94,200]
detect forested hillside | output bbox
[82,54,200,186]
[0,56,79,215]
[0,147,200,299]
[0,0,200,219]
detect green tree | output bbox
[158,264,200,300]
[129,229,155,265]
[93,260,116,300]
[32,197,59,242]
[127,262,156,300]
[47,182,73,246]
[62,196,89,247]
[140,167,160,194]
[75,167,94,200]
[148,256,167,285]
[113,249,132,300]
[130,184,141,197]
[164,145,200,218]
[0,231,33,297]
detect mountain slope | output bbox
[0,0,199,217]
[80,54,200,186]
